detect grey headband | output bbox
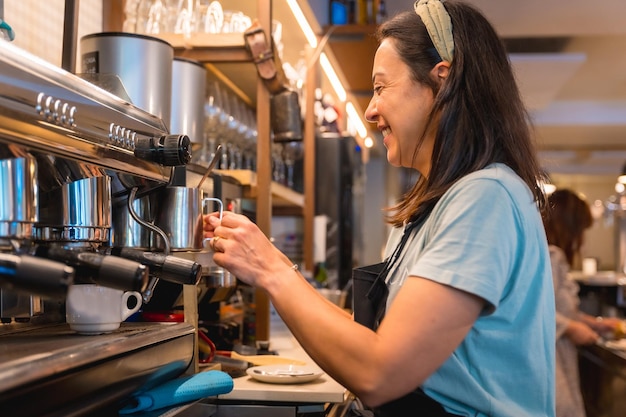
[414,0,454,62]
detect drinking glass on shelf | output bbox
[195,0,224,34]
[133,0,168,34]
[174,0,194,37]
[222,10,251,33]
[123,0,141,32]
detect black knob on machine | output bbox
[34,246,149,293]
[0,253,74,299]
[107,247,202,286]
[134,134,192,166]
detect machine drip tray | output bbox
[0,322,196,417]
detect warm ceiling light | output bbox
[363,136,374,148]
[286,0,347,102]
[287,0,368,137]
[618,174,626,184]
[319,52,346,102]
[286,0,317,48]
[346,101,367,138]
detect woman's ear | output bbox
[433,61,450,81]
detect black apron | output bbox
[351,221,460,417]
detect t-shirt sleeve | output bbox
[408,177,524,313]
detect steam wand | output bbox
[127,186,171,303]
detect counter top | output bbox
[586,340,626,364]
[219,316,347,404]
[570,270,626,286]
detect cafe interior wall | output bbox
[4,0,102,71]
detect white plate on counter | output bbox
[246,364,324,384]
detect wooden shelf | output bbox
[215,169,304,215]
[152,32,252,63]
[154,32,244,49]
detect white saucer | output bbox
[246,364,323,384]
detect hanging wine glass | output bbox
[218,89,234,169]
[281,141,304,189]
[272,142,285,184]
[225,91,244,169]
[201,80,227,166]
[242,106,258,171]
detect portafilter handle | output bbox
[0,253,74,299]
[106,247,202,286]
[34,246,148,293]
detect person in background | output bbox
[203,1,555,415]
[543,188,623,417]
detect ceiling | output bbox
[325,0,626,178]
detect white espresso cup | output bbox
[66,284,142,335]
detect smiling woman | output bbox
[201,1,556,416]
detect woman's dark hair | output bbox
[543,189,593,266]
[378,1,547,227]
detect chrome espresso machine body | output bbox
[0,40,210,415]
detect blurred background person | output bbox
[543,188,623,417]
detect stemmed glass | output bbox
[201,80,227,166]
[242,107,258,171]
[219,88,242,169]
[272,142,285,184]
[228,93,252,170]
[281,141,304,189]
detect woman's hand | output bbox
[202,211,294,288]
[566,320,600,345]
[591,316,623,334]
[580,313,625,338]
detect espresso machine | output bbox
[0,38,216,416]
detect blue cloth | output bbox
[119,370,233,414]
[384,163,555,417]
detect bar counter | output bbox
[579,341,626,417]
[219,316,347,404]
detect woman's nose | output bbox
[364,96,378,123]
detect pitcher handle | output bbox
[202,197,223,249]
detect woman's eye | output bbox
[373,86,382,95]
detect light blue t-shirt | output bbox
[383,163,555,417]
